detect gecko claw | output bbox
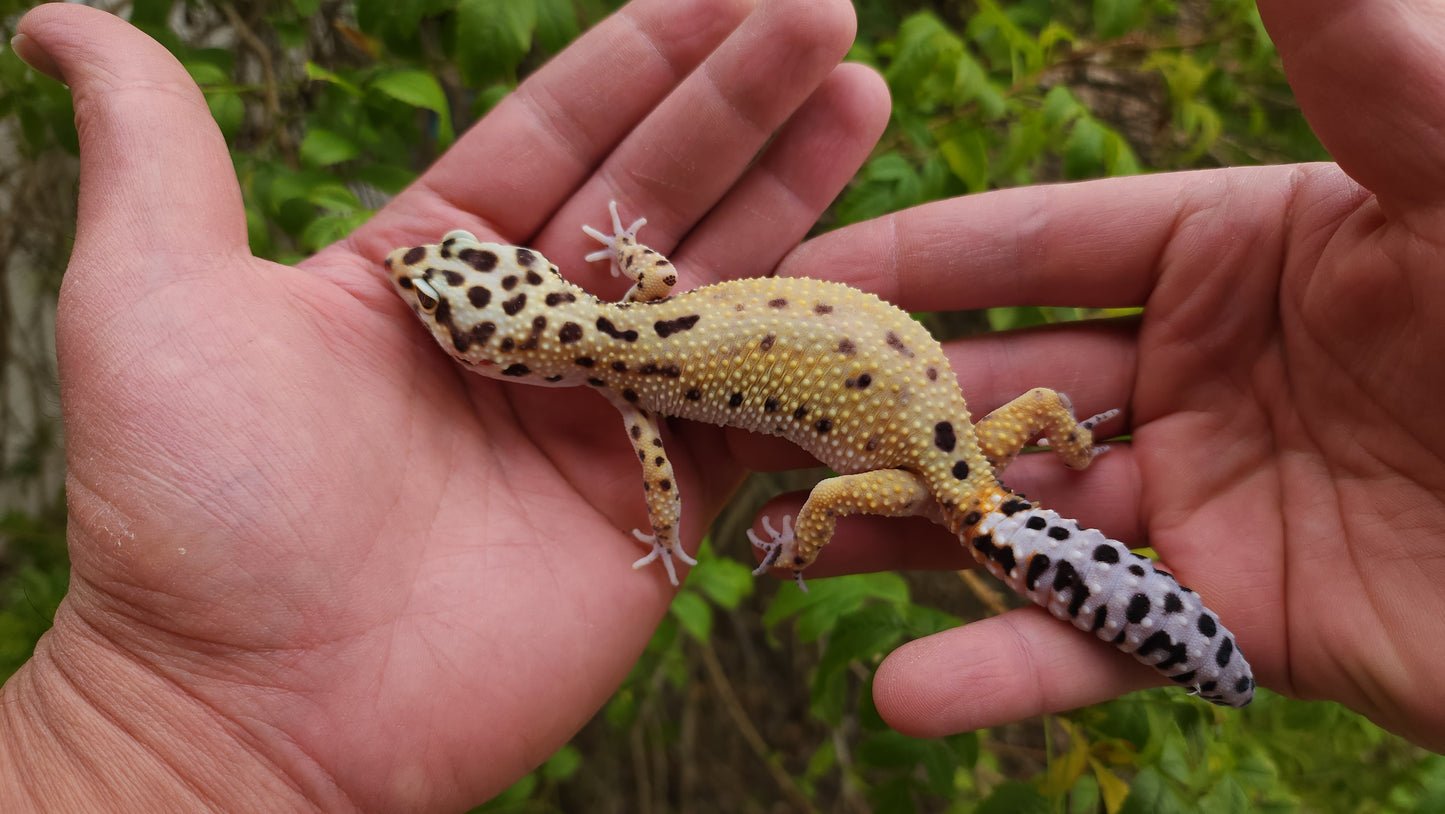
[583,200,647,272]
[631,529,696,586]
[747,515,802,590]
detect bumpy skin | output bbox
[384,205,1254,707]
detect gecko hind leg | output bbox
[973,387,1120,473]
[749,470,942,592]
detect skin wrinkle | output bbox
[40,619,292,812]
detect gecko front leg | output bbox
[607,396,696,586]
[583,200,679,303]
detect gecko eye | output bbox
[412,278,441,313]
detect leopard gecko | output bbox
[383,202,1255,708]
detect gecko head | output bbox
[384,230,590,387]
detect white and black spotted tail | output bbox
[967,497,1254,707]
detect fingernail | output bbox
[10,33,65,83]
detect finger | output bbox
[873,609,1159,737]
[1260,0,1445,215]
[778,166,1303,312]
[678,62,891,283]
[539,0,863,284]
[15,5,249,277]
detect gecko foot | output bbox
[582,200,647,274]
[746,516,808,593]
[631,529,697,587]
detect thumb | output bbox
[14,4,248,287]
[1260,0,1445,215]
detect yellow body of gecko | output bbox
[385,203,1254,708]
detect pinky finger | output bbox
[872,608,1160,737]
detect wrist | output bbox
[0,599,320,812]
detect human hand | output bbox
[1,1,887,810]
[772,0,1445,752]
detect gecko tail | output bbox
[966,498,1254,707]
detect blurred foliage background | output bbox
[1,0,1441,812]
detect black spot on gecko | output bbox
[574,356,595,367]
[1128,564,1147,577]
[501,363,530,376]
[837,339,856,356]
[623,389,639,403]
[638,363,658,375]
[653,456,665,467]
[661,365,681,378]
[1125,594,1152,624]
[442,269,465,286]
[1047,526,1071,541]
[1000,498,1030,516]
[1026,516,1047,530]
[467,286,492,308]
[652,438,662,447]
[1163,593,1184,613]
[518,315,547,350]
[728,392,744,408]
[545,292,576,306]
[402,246,426,266]
[845,374,873,389]
[768,298,788,308]
[545,375,563,382]
[587,377,605,386]
[612,362,628,373]
[397,276,413,289]
[1138,631,1188,670]
[502,294,527,316]
[631,425,643,440]
[814,418,833,433]
[885,331,914,358]
[813,303,833,315]
[1092,606,1109,633]
[764,397,780,413]
[926,367,939,381]
[952,461,970,479]
[515,248,536,267]
[685,388,702,401]
[1025,554,1050,590]
[459,248,498,272]
[962,510,981,526]
[1093,545,1120,563]
[934,422,956,452]
[793,406,809,420]
[1169,670,1197,685]
[658,479,672,491]
[759,333,776,351]
[597,317,639,342]
[1198,614,1218,638]
[972,533,1016,574]
[558,323,583,344]
[654,314,700,338]
[501,275,519,291]
[454,321,495,352]
[865,436,881,451]
[499,338,515,352]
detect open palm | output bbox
[784,0,1445,754]
[7,0,887,810]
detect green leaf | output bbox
[689,555,753,610]
[668,589,712,643]
[1064,116,1107,179]
[541,744,582,781]
[305,62,362,97]
[372,69,454,147]
[815,603,904,682]
[299,128,360,168]
[373,69,446,113]
[455,0,537,85]
[534,0,580,52]
[306,183,363,213]
[976,780,1051,814]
